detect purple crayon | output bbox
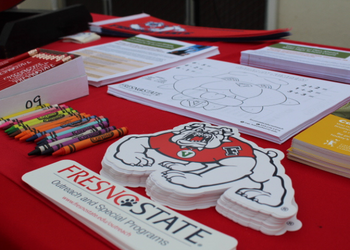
[36,118,109,145]
[29,126,116,155]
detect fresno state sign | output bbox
[58,165,140,206]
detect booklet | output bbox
[71,34,219,87]
[288,103,350,178]
[22,160,238,250]
[241,42,350,83]
[89,13,291,42]
[107,59,350,144]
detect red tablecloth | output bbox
[1,13,350,250]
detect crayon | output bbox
[34,117,107,144]
[16,113,90,140]
[30,125,107,155]
[52,127,128,156]
[28,126,116,156]
[25,115,101,142]
[36,118,109,145]
[5,108,75,135]
[8,110,82,138]
[5,107,75,133]
[0,103,51,124]
[0,105,69,130]
[13,113,89,139]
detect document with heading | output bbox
[72,34,219,87]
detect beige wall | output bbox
[17,0,350,49]
[17,0,63,10]
[277,0,350,48]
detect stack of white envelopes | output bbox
[241,42,350,84]
[101,122,302,235]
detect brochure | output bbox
[89,13,291,42]
[72,34,219,87]
[241,42,350,83]
[288,103,350,178]
[107,59,350,144]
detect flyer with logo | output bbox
[22,160,238,250]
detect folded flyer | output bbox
[90,13,291,42]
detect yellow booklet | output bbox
[293,114,350,155]
[288,107,350,177]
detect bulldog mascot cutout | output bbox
[101,122,301,235]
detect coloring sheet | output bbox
[108,59,350,143]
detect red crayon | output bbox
[53,127,128,156]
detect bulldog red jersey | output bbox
[149,132,255,162]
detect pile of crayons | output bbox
[0,103,128,156]
[0,48,75,91]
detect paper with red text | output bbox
[22,160,238,250]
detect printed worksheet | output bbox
[72,35,218,87]
[108,59,350,143]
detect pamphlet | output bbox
[288,105,350,178]
[89,13,291,42]
[241,42,350,83]
[72,34,219,86]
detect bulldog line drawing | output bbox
[150,71,300,113]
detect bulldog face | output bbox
[170,123,233,150]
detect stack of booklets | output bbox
[0,49,89,118]
[72,34,219,87]
[89,13,291,42]
[101,122,302,235]
[107,58,350,144]
[240,42,350,83]
[22,160,238,250]
[288,103,350,178]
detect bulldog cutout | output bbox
[101,122,300,235]
[103,122,294,207]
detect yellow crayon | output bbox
[0,103,51,124]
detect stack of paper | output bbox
[90,13,291,42]
[23,160,238,250]
[241,42,350,83]
[101,122,302,235]
[71,34,219,87]
[288,103,350,178]
[107,58,350,144]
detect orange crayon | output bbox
[52,127,128,156]
[14,113,90,139]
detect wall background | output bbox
[16,0,350,49]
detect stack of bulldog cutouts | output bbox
[101,122,302,235]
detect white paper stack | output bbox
[241,42,350,83]
[108,59,350,144]
[72,34,219,87]
[101,122,302,235]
